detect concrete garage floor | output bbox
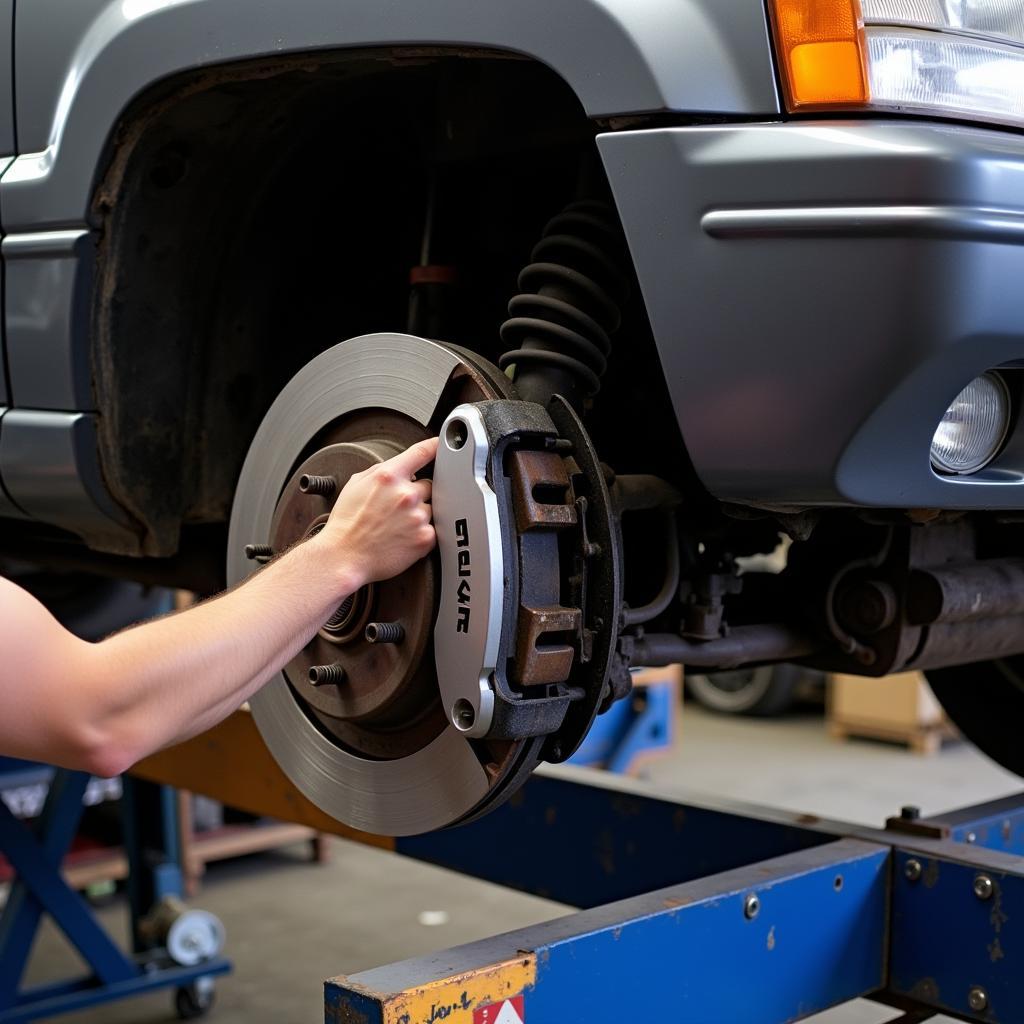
[21,702,1023,1024]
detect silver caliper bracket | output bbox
[433,403,505,738]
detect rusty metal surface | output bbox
[908,558,1024,625]
[270,434,441,761]
[541,395,623,759]
[508,449,577,533]
[626,624,818,670]
[513,605,582,686]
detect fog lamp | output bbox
[930,373,1011,475]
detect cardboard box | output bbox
[829,671,950,754]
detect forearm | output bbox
[0,436,436,775]
[74,536,357,772]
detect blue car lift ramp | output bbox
[131,710,1024,1024]
[0,768,231,1022]
[328,774,1024,1024]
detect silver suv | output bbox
[2,0,1023,832]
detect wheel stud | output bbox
[244,543,273,562]
[299,474,337,497]
[308,663,346,686]
[365,622,404,644]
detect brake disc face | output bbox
[227,333,618,835]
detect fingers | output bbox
[411,478,432,503]
[385,437,439,479]
[417,524,437,553]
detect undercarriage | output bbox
[6,86,1024,830]
[213,191,1024,834]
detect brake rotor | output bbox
[227,333,548,836]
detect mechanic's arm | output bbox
[0,438,438,777]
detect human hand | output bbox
[319,437,439,590]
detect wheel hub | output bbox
[270,437,442,760]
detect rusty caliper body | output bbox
[431,397,621,764]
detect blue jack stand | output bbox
[0,769,231,1022]
[568,672,676,774]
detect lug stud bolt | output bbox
[299,474,337,497]
[244,543,273,562]
[365,622,405,644]
[974,874,994,901]
[308,664,346,686]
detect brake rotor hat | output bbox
[227,334,521,835]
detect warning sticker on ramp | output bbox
[473,995,525,1024]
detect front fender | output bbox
[3,0,778,230]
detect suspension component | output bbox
[499,200,628,411]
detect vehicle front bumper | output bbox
[598,120,1024,510]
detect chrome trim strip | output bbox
[702,205,1024,244]
[2,227,89,258]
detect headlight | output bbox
[769,0,1024,129]
[930,373,1011,475]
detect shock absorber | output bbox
[499,199,628,412]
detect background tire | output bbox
[926,658,1024,776]
[686,664,814,717]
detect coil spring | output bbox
[499,199,628,399]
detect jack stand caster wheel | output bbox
[174,976,216,1019]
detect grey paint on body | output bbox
[0,0,13,158]
[0,408,28,518]
[0,409,134,546]
[2,0,778,231]
[3,229,95,410]
[0,0,14,408]
[0,0,779,542]
[599,120,1024,509]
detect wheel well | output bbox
[91,48,685,560]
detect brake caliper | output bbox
[433,399,621,755]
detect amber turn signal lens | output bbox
[769,0,869,110]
